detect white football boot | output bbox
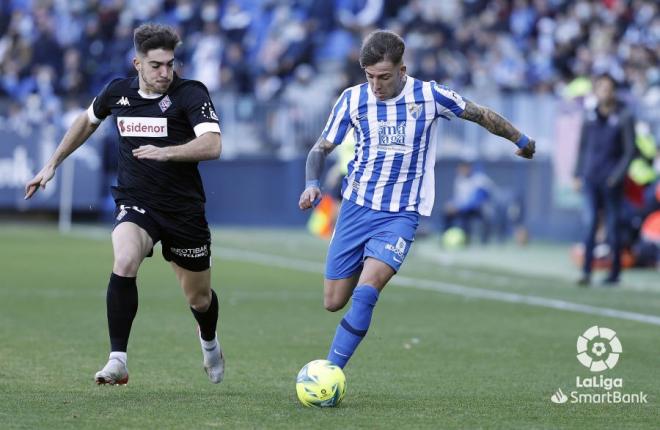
[94,353,129,385]
[199,330,225,384]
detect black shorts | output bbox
[113,202,211,272]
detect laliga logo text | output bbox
[550,326,648,405]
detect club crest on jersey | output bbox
[377,120,406,150]
[159,95,172,112]
[408,103,423,119]
[117,96,130,106]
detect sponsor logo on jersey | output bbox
[117,96,130,106]
[159,95,172,113]
[377,120,407,151]
[117,117,168,137]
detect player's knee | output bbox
[324,296,346,312]
[188,289,212,311]
[113,254,141,277]
[324,301,344,312]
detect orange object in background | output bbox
[641,211,660,244]
[307,194,338,239]
[570,243,636,270]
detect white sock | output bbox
[200,335,218,350]
[109,351,127,364]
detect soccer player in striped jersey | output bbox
[298,30,535,369]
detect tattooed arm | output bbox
[299,137,337,210]
[460,100,536,159]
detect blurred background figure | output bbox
[0,0,658,283]
[573,74,636,286]
[442,161,494,245]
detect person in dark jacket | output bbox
[574,73,636,286]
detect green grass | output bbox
[0,225,658,429]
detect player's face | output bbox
[364,61,406,101]
[135,49,175,94]
[594,78,615,104]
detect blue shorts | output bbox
[325,199,420,280]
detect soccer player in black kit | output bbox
[25,24,224,385]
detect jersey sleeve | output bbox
[431,81,466,120]
[87,79,120,124]
[180,82,221,137]
[321,89,352,145]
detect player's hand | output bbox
[132,145,170,161]
[24,164,56,200]
[515,139,535,159]
[299,186,321,210]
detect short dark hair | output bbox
[595,72,618,88]
[359,30,405,68]
[133,23,181,56]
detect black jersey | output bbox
[88,73,221,213]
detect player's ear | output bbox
[400,63,406,76]
[133,57,141,72]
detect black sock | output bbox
[191,289,218,341]
[106,273,138,352]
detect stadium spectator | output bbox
[0,0,657,156]
[573,73,636,286]
[442,161,495,245]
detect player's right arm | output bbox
[299,88,352,211]
[298,137,337,210]
[24,112,100,199]
[25,78,116,199]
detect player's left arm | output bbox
[132,132,221,162]
[460,100,535,159]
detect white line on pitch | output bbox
[214,247,660,327]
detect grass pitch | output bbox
[0,225,658,429]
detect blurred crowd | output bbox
[1,0,659,267]
[0,0,658,153]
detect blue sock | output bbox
[326,285,380,368]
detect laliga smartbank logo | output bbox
[576,325,621,372]
[550,326,648,405]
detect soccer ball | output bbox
[295,359,346,407]
[442,226,466,249]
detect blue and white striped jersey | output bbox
[322,77,466,216]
